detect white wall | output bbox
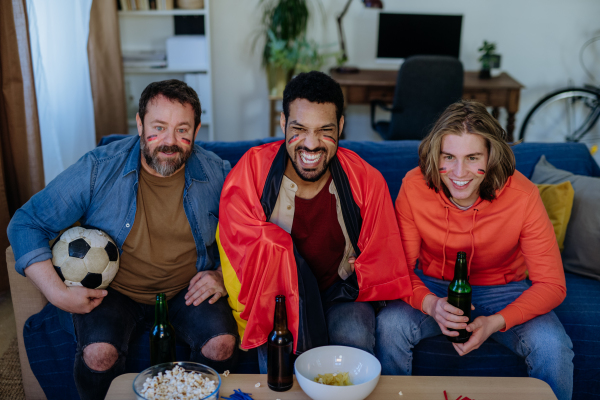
[210,0,600,142]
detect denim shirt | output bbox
[8,135,231,277]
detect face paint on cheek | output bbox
[288,135,300,145]
[322,137,336,144]
[147,136,158,142]
[180,138,191,145]
[477,169,486,175]
[439,167,447,173]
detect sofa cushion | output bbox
[531,155,600,281]
[536,181,574,252]
[553,272,600,399]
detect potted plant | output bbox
[259,0,334,96]
[478,40,500,79]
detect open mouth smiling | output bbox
[452,179,471,187]
[299,150,322,166]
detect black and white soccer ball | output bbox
[51,227,119,289]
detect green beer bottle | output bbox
[150,293,176,366]
[447,252,472,343]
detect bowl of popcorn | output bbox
[294,345,381,400]
[132,362,221,400]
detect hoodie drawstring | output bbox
[441,206,478,281]
[468,209,478,280]
[441,206,450,281]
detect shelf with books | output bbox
[118,10,207,16]
[119,0,214,141]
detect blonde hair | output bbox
[418,100,515,201]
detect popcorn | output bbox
[255,382,261,388]
[223,370,230,377]
[140,365,217,400]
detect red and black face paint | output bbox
[439,167,447,173]
[477,169,486,175]
[288,135,300,144]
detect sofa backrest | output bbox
[98,134,600,202]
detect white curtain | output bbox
[27,0,96,184]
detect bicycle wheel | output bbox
[518,87,600,146]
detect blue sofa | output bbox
[22,136,600,399]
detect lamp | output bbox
[335,0,383,74]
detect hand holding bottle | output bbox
[423,294,473,337]
[452,314,506,356]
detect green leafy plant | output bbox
[266,29,338,73]
[258,0,338,72]
[478,40,497,70]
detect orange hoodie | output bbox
[396,167,566,331]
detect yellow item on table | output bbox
[313,372,353,386]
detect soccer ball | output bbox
[51,227,119,290]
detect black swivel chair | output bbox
[371,55,464,140]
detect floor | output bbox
[0,290,17,356]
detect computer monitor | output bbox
[376,13,463,63]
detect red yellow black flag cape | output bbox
[217,141,412,352]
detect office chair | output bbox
[371,55,464,140]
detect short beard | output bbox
[139,129,192,177]
[289,145,333,182]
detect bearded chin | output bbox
[140,132,192,177]
[290,152,330,182]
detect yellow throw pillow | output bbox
[536,181,575,252]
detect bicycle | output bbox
[517,36,600,155]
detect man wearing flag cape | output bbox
[217,71,413,371]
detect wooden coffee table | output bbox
[105,373,557,399]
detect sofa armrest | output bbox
[6,246,48,400]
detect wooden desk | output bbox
[106,373,557,400]
[307,70,522,141]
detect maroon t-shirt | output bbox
[291,175,345,292]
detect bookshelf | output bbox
[118,9,207,16]
[118,1,215,141]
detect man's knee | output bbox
[376,302,417,341]
[82,343,119,372]
[201,334,236,361]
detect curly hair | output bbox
[138,79,201,131]
[282,71,344,124]
[418,100,516,202]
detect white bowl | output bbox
[132,362,221,400]
[294,345,381,400]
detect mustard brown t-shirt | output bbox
[110,166,197,304]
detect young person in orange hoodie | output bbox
[375,101,574,400]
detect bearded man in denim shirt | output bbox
[7,80,238,400]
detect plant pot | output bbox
[267,65,294,97]
[479,68,491,79]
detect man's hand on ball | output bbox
[24,259,107,314]
[52,285,107,314]
[185,267,227,306]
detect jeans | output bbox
[258,301,376,374]
[72,288,238,400]
[375,270,574,400]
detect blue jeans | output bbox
[375,271,574,400]
[258,301,376,373]
[72,288,238,400]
